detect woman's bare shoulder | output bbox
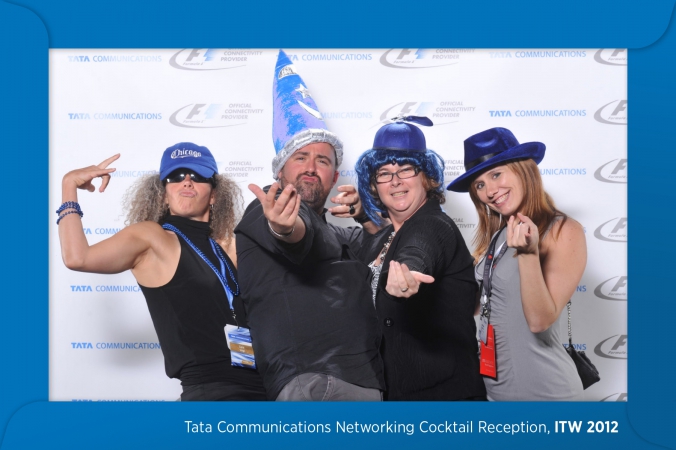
[542,216,586,256]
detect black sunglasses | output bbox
[164,170,214,184]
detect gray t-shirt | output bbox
[476,227,583,401]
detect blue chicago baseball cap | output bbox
[159,142,218,180]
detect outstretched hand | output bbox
[328,184,363,219]
[63,154,120,193]
[507,213,539,255]
[385,261,435,298]
[249,182,301,235]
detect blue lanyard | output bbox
[162,223,239,312]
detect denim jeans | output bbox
[276,373,382,401]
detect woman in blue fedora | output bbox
[355,117,487,400]
[447,127,585,401]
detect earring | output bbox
[485,204,491,216]
[210,204,214,210]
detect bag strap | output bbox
[567,301,573,346]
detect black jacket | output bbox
[235,195,385,399]
[358,199,486,400]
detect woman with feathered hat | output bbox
[447,127,586,400]
[355,117,486,400]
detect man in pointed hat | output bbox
[234,50,385,401]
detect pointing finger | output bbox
[98,153,121,169]
[412,271,435,284]
[329,192,345,204]
[248,184,267,204]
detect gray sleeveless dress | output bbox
[475,226,583,401]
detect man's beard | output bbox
[280,172,329,213]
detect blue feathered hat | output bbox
[355,116,445,225]
[271,49,343,179]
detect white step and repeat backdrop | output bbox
[49,48,627,402]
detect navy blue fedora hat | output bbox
[446,127,545,192]
[372,115,433,151]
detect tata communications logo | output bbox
[594,49,627,66]
[170,103,264,128]
[380,49,473,69]
[594,158,627,184]
[169,49,262,70]
[594,217,627,242]
[378,101,475,126]
[594,276,627,301]
[601,393,628,402]
[594,100,627,125]
[594,334,627,359]
[67,55,162,63]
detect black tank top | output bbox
[139,215,265,392]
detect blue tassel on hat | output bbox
[271,49,343,178]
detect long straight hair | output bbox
[468,158,567,262]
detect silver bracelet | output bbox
[268,220,295,239]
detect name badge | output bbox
[224,324,256,370]
[478,294,490,344]
[479,324,497,379]
[479,315,489,344]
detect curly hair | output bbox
[122,174,243,244]
[355,148,445,225]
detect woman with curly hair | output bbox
[57,142,266,401]
[447,127,585,400]
[355,117,486,400]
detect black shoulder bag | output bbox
[565,301,600,389]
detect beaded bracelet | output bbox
[267,220,294,239]
[56,210,83,225]
[56,201,82,215]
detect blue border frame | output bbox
[0,0,673,448]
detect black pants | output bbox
[181,381,267,401]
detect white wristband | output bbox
[268,220,294,239]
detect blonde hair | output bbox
[122,174,243,244]
[468,159,566,262]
